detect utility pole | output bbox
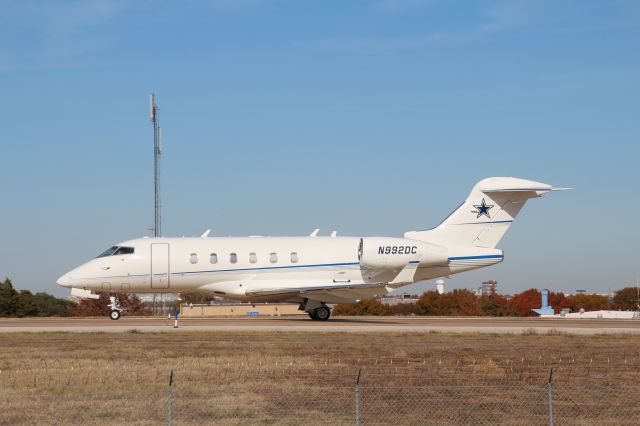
[150,93,162,237]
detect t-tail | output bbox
[405,177,568,248]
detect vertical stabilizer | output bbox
[405,177,564,248]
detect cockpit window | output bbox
[97,246,134,258]
[97,246,119,258]
[114,247,135,255]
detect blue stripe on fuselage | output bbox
[448,255,503,261]
[171,261,361,276]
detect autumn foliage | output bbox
[612,287,640,310]
[2,276,639,318]
[480,293,520,317]
[568,293,610,312]
[418,289,482,315]
[333,299,388,316]
[334,287,639,317]
[509,289,571,317]
[67,293,151,316]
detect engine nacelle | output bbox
[358,237,448,270]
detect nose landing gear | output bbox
[108,295,123,320]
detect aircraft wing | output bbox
[245,282,390,301]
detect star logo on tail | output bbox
[472,198,494,219]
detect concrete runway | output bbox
[1,316,639,334]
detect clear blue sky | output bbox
[1,0,639,297]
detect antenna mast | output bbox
[150,94,162,237]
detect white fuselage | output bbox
[57,235,502,304]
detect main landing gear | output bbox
[308,306,331,321]
[108,295,123,320]
[300,299,331,321]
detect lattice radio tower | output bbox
[150,94,162,237]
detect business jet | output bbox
[57,177,566,320]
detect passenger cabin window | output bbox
[270,252,278,263]
[249,252,257,263]
[290,252,299,263]
[230,253,237,264]
[190,253,198,264]
[210,253,218,264]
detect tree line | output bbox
[0,278,150,317]
[333,287,640,317]
[2,276,638,318]
[0,278,74,317]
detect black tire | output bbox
[314,306,331,321]
[308,310,318,320]
[109,309,121,320]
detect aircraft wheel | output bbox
[109,309,121,320]
[313,306,331,321]
[308,310,318,320]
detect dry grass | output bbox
[1,331,640,424]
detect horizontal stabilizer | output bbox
[479,178,555,194]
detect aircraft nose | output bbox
[56,274,73,288]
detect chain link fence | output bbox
[2,371,639,424]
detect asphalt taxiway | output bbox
[1,316,639,334]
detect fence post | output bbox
[168,369,174,426]
[355,368,362,426]
[547,367,553,426]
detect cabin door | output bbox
[151,243,170,289]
